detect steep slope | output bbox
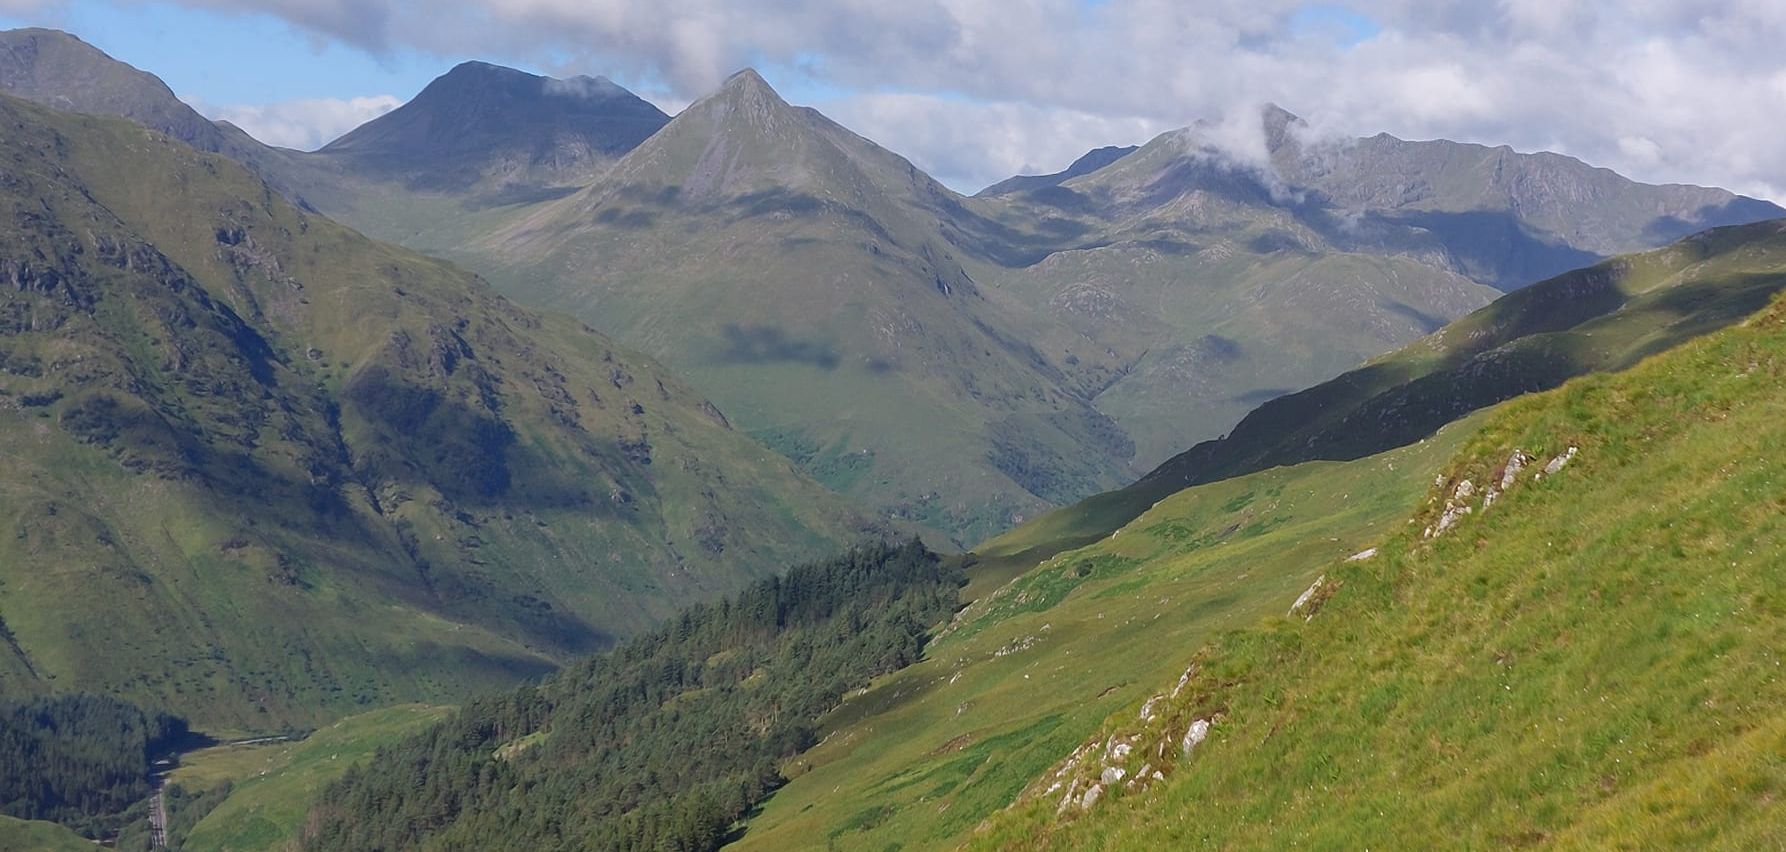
[977,145,1138,197]
[300,542,958,851]
[0,93,864,730]
[731,219,1786,852]
[981,259,1786,849]
[986,217,1786,572]
[0,27,346,209]
[485,70,1137,544]
[732,424,1479,851]
[0,27,237,159]
[969,109,1782,466]
[314,61,669,197]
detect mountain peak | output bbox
[714,67,787,105]
[318,60,669,191]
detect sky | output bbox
[1,0,1782,198]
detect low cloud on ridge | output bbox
[84,0,1786,197]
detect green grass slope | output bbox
[0,93,865,731]
[978,278,1786,849]
[0,815,93,852]
[176,705,453,852]
[730,418,1480,851]
[986,218,1786,575]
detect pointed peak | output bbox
[717,67,783,101]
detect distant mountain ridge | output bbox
[964,105,1783,465]
[976,145,1139,197]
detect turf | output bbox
[975,284,1786,850]
[731,417,1480,850]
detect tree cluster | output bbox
[0,693,190,838]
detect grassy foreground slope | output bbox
[731,419,1479,850]
[0,815,92,852]
[986,218,1786,575]
[978,280,1786,848]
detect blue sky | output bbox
[1,3,441,102]
[1,0,1780,199]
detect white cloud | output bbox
[101,0,1786,198]
[196,94,401,150]
[820,94,1168,191]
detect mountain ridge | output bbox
[0,91,866,729]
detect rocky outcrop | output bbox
[1427,445,1580,539]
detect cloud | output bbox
[196,94,401,150]
[819,94,1168,190]
[93,0,1786,198]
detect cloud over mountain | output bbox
[34,0,1786,196]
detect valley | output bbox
[0,13,1782,852]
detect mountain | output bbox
[982,217,1786,570]
[10,33,1779,544]
[315,61,670,198]
[979,235,1786,849]
[725,218,1786,851]
[976,145,1138,197]
[0,27,234,156]
[479,69,1139,545]
[0,92,865,731]
[0,28,331,203]
[967,107,1784,466]
[0,29,671,250]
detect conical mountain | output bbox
[318,61,670,194]
[485,69,1136,545]
[0,92,865,729]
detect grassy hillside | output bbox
[0,815,92,852]
[732,219,1786,851]
[987,218,1786,574]
[175,704,453,852]
[0,92,865,731]
[977,261,1786,850]
[730,418,1479,850]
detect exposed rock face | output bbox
[1346,547,1379,562]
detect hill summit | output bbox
[318,60,670,193]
